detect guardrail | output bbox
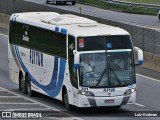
[106,0,160,9]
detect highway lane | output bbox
[136,74,160,111]
[0,33,160,119]
[26,0,160,28]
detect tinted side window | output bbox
[10,22,66,58]
[77,35,132,51]
[68,36,78,88]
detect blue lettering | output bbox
[30,50,43,67]
[41,53,43,67]
[103,88,115,92]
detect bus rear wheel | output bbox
[26,76,33,97]
[63,89,72,110]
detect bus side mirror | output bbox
[73,50,80,69]
[133,47,143,65]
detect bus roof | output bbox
[10,12,130,37]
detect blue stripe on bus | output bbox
[55,27,59,32]
[14,45,66,97]
[15,15,19,21]
[15,46,22,65]
[60,28,67,34]
[48,57,58,89]
[12,14,15,21]
[138,60,143,65]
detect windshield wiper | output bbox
[110,65,130,86]
[110,66,123,86]
[96,68,107,87]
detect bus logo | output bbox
[23,25,29,42]
[103,88,115,92]
[30,50,43,67]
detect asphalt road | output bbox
[0,33,160,119]
[26,0,160,28]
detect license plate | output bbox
[105,99,114,103]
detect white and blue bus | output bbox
[8,12,143,110]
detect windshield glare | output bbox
[79,50,135,87]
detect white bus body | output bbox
[8,12,143,110]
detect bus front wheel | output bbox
[63,89,72,110]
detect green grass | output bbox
[77,0,159,15]
[120,0,160,5]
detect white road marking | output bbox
[0,33,8,38]
[0,102,39,105]
[135,103,145,107]
[0,87,59,111]
[4,108,53,111]
[0,87,83,120]
[137,73,160,83]
[46,117,78,120]
[0,96,22,98]
[0,89,6,91]
[46,117,64,120]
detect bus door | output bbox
[68,36,78,104]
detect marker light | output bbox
[79,38,84,48]
[124,88,136,96]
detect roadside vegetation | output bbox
[120,0,160,5]
[77,0,159,15]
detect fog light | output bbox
[124,88,136,96]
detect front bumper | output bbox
[77,92,135,107]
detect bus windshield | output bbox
[79,50,135,88]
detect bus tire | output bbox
[26,76,33,97]
[63,89,72,110]
[21,77,27,94]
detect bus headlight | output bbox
[78,90,94,96]
[124,88,136,96]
